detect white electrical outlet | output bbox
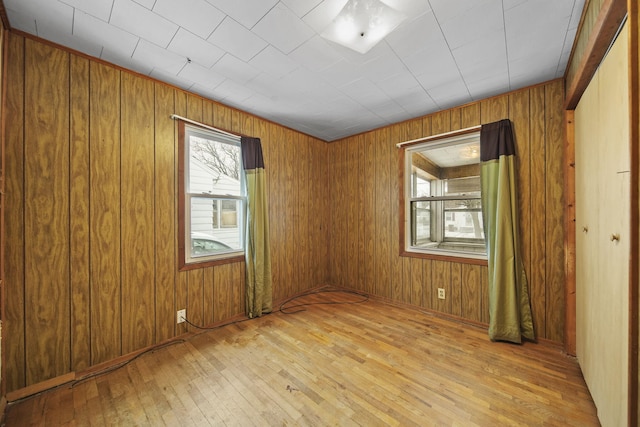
[437,288,445,300]
[177,309,186,324]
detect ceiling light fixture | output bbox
[321,0,407,54]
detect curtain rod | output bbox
[170,114,240,139]
[395,124,482,148]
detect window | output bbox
[403,131,486,260]
[179,122,245,267]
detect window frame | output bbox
[399,128,488,265]
[178,121,245,270]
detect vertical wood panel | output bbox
[421,260,432,310]
[174,91,188,337]
[529,85,547,338]
[410,258,423,307]
[154,84,176,343]
[450,264,462,317]
[284,129,296,296]
[5,33,26,391]
[269,123,284,301]
[24,39,71,385]
[509,89,533,327]
[299,133,312,293]
[461,264,482,322]
[70,55,91,371]
[121,74,155,354]
[355,136,366,291]
[187,269,204,328]
[203,267,215,326]
[214,263,232,322]
[481,266,489,324]
[389,125,403,301]
[375,129,391,298]
[186,95,204,326]
[481,96,509,123]
[347,137,359,290]
[89,62,122,365]
[432,261,451,314]
[545,81,566,342]
[312,138,329,287]
[461,104,480,128]
[363,134,376,294]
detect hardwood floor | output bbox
[4,288,599,426]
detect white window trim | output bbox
[183,124,246,265]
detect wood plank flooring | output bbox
[4,288,599,426]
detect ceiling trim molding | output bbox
[564,0,627,109]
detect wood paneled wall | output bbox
[3,33,329,393]
[328,80,566,343]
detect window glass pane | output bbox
[412,201,431,244]
[182,124,245,265]
[188,133,241,197]
[190,197,242,258]
[443,200,484,241]
[444,176,480,196]
[221,199,238,228]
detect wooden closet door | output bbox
[574,22,629,427]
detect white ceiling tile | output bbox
[302,0,348,33]
[207,17,267,62]
[38,23,103,57]
[380,0,431,16]
[357,48,406,83]
[414,52,461,91]
[210,54,260,85]
[252,3,315,54]
[61,0,114,21]
[167,28,224,68]
[341,78,391,106]
[150,67,194,90]
[5,7,37,33]
[133,0,155,9]
[386,11,441,58]
[153,0,224,39]
[5,0,74,36]
[132,39,187,75]
[210,79,254,103]
[503,0,528,11]
[280,0,323,17]
[395,91,438,116]
[569,0,586,30]
[249,46,300,78]
[288,36,342,72]
[377,72,421,96]
[427,79,471,109]
[204,0,279,28]
[320,59,362,88]
[110,0,178,47]
[74,10,139,56]
[465,72,510,100]
[6,0,587,141]
[437,0,503,50]
[178,62,225,88]
[102,46,154,75]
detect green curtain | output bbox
[480,119,535,343]
[241,137,272,318]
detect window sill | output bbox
[179,253,245,271]
[400,248,488,266]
